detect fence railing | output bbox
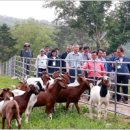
[1,55,130,117]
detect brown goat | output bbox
[0,88,14,98]
[56,75,91,113]
[35,78,67,119]
[14,85,39,116]
[2,98,21,129]
[0,89,20,129]
[16,82,30,91]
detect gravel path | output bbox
[80,95,130,117]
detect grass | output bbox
[0,76,130,129]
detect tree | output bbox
[106,1,130,53]
[0,24,17,62]
[45,1,112,50]
[11,19,56,56]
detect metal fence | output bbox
[1,55,130,117]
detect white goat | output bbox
[89,76,110,120]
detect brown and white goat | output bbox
[57,75,91,113]
[89,76,111,120]
[35,78,67,119]
[14,85,39,117]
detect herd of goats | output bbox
[0,71,111,129]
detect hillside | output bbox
[0,15,52,26]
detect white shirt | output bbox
[35,54,48,69]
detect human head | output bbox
[50,49,57,57]
[54,48,59,56]
[23,42,30,50]
[79,46,84,53]
[102,49,107,58]
[83,46,90,54]
[91,51,97,60]
[40,49,45,56]
[44,46,50,52]
[73,44,79,53]
[66,45,72,53]
[97,49,103,58]
[116,47,124,57]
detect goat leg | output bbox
[2,117,5,129]
[97,103,101,120]
[16,116,21,129]
[89,100,93,119]
[75,102,80,114]
[65,102,70,112]
[7,119,11,129]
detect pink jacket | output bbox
[82,60,105,77]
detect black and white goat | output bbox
[89,76,111,120]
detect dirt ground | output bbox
[80,95,130,117]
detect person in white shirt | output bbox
[35,49,48,77]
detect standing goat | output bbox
[89,76,111,120]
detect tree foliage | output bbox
[11,19,56,57]
[0,24,17,62]
[45,1,130,53]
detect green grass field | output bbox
[0,76,130,129]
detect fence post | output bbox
[114,61,118,116]
[94,59,96,85]
[60,59,62,75]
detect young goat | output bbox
[57,75,91,113]
[2,98,21,129]
[13,85,39,118]
[35,78,67,120]
[89,76,111,120]
[0,88,20,129]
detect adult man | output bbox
[61,45,72,73]
[65,44,82,83]
[20,42,33,76]
[97,49,108,72]
[114,47,130,104]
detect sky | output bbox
[0,1,56,22]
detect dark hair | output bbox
[117,47,124,53]
[79,47,83,50]
[83,46,90,50]
[97,49,103,54]
[50,49,57,57]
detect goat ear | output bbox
[59,80,67,88]
[96,80,102,86]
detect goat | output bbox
[2,97,21,129]
[56,75,91,113]
[12,82,42,123]
[89,76,111,120]
[0,88,20,129]
[13,84,39,118]
[35,78,67,120]
[0,88,14,115]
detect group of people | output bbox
[20,42,130,104]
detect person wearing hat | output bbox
[20,42,33,76]
[35,49,48,77]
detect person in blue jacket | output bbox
[114,47,130,104]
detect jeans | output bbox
[69,68,82,83]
